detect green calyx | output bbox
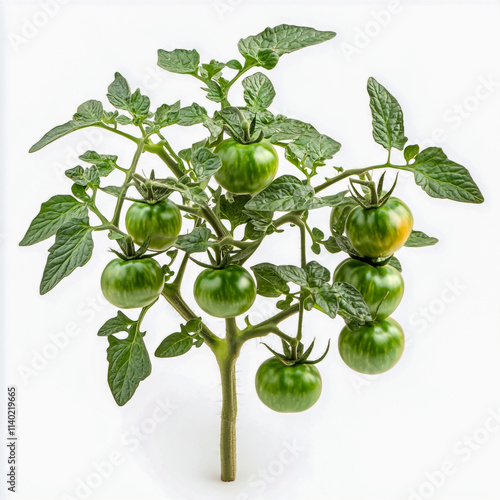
[349,171,398,209]
[261,338,331,366]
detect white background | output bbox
[1,1,500,499]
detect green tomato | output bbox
[338,318,405,374]
[214,138,279,194]
[193,265,256,318]
[255,358,322,413]
[125,199,182,251]
[345,197,413,258]
[333,258,404,320]
[101,258,165,309]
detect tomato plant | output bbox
[20,24,483,483]
[333,258,404,320]
[255,357,322,413]
[214,138,279,194]
[193,265,256,318]
[125,199,182,251]
[338,318,405,374]
[101,258,165,309]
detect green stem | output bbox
[314,164,390,194]
[172,252,190,289]
[239,303,300,342]
[111,139,145,226]
[221,62,256,108]
[217,318,241,481]
[95,123,141,144]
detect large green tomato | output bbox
[338,318,405,374]
[333,258,404,320]
[255,358,322,413]
[214,138,279,194]
[125,199,182,251]
[345,198,413,258]
[193,265,256,318]
[101,258,165,309]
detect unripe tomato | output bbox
[338,318,405,374]
[125,199,182,251]
[333,258,404,320]
[214,139,279,194]
[345,198,413,258]
[101,258,165,309]
[255,357,322,413]
[193,265,256,318]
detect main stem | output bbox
[217,318,240,481]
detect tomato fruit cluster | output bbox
[334,196,412,374]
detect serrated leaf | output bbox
[155,101,181,128]
[192,147,222,182]
[251,263,290,297]
[155,331,193,358]
[313,284,339,318]
[367,77,407,151]
[265,115,311,142]
[203,80,224,103]
[177,103,208,126]
[107,325,151,406]
[175,227,213,253]
[219,194,252,230]
[305,261,330,287]
[20,195,88,246]
[40,217,94,294]
[244,175,346,212]
[401,147,484,203]
[30,100,103,152]
[238,25,336,63]
[107,72,131,110]
[404,144,420,163]
[277,265,309,287]
[157,48,200,74]
[201,59,225,79]
[332,282,372,324]
[98,311,135,337]
[388,256,402,272]
[129,89,150,118]
[242,72,276,110]
[404,230,438,247]
[65,165,100,188]
[79,150,117,177]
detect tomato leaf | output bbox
[29,100,103,152]
[404,230,438,247]
[177,103,208,126]
[98,311,135,337]
[265,115,311,142]
[330,197,358,234]
[242,72,276,110]
[404,144,420,163]
[78,150,118,177]
[251,263,290,298]
[65,165,100,188]
[20,195,88,246]
[238,25,336,64]
[154,101,181,128]
[367,77,407,151]
[312,284,339,318]
[388,256,402,272]
[401,147,484,203]
[332,282,372,325]
[107,73,150,120]
[40,217,94,294]
[175,227,214,253]
[219,194,252,230]
[202,80,225,103]
[157,48,200,74]
[305,261,330,287]
[192,147,222,182]
[107,324,151,406]
[155,332,193,358]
